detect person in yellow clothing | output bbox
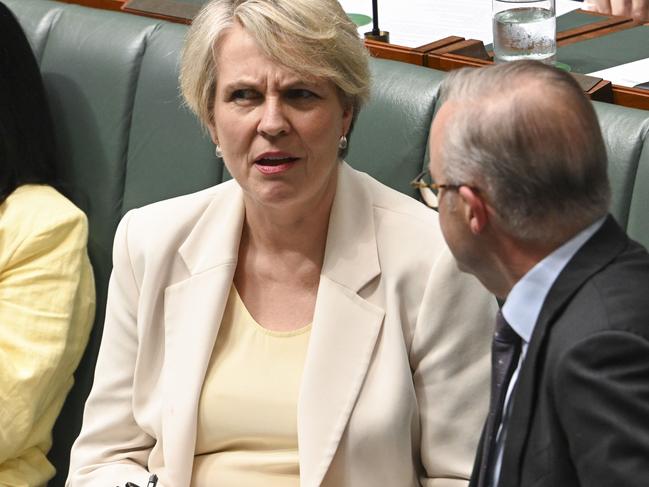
[0,3,95,486]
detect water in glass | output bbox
[493,0,556,64]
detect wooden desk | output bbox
[364,10,648,110]
[56,1,649,111]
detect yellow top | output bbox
[191,286,311,487]
[0,184,95,487]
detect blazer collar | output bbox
[299,162,384,487]
[178,180,245,275]
[500,215,628,487]
[320,162,381,292]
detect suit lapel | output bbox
[161,183,245,487]
[499,216,628,487]
[298,163,384,487]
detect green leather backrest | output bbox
[593,101,649,240]
[628,140,649,245]
[346,59,445,197]
[5,0,649,485]
[121,22,220,211]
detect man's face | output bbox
[428,104,476,274]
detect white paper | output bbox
[339,0,583,47]
[588,58,649,87]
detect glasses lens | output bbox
[419,187,439,209]
[421,172,437,193]
[412,171,439,209]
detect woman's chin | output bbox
[244,184,303,211]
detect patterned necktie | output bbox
[477,310,522,487]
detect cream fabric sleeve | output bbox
[67,210,157,487]
[0,185,95,486]
[412,246,496,487]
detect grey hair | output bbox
[180,0,371,158]
[436,61,610,243]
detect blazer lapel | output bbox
[499,216,628,487]
[298,163,384,487]
[161,183,245,487]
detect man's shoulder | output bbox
[547,230,649,348]
[585,235,649,329]
[577,223,649,320]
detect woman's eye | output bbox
[286,89,318,100]
[231,89,260,101]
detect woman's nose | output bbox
[257,98,290,137]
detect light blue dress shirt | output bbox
[490,217,606,487]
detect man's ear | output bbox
[457,186,488,235]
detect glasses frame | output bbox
[409,169,465,210]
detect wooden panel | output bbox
[426,52,492,71]
[436,39,490,60]
[558,17,641,46]
[122,0,199,23]
[581,77,614,103]
[612,86,649,110]
[425,52,616,105]
[414,36,465,53]
[58,0,124,10]
[364,39,426,65]
[557,9,634,41]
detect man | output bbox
[424,60,649,487]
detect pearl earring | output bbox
[338,135,348,150]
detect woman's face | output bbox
[209,24,353,214]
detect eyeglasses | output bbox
[409,169,465,210]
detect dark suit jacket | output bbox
[471,215,649,487]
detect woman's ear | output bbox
[207,123,219,146]
[342,103,353,136]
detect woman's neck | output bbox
[241,176,337,264]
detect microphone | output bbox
[364,0,390,43]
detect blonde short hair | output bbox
[180,0,371,132]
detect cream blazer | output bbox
[67,163,495,487]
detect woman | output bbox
[67,1,495,486]
[0,4,95,486]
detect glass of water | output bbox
[493,0,556,64]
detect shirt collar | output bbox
[502,217,606,344]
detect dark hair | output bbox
[0,2,60,205]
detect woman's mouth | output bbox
[254,153,299,175]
